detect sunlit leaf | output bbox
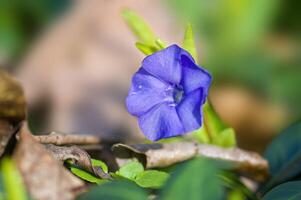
[194,102,237,147]
[69,167,107,184]
[135,42,157,55]
[116,161,144,181]
[1,157,28,200]
[155,39,167,49]
[66,158,109,184]
[135,170,169,189]
[91,159,108,173]
[122,9,156,46]
[182,23,198,62]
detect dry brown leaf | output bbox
[13,125,85,200]
[113,142,269,181]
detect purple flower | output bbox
[126,45,212,141]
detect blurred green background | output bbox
[167,0,300,118]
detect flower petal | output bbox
[138,103,184,141]
[176,89,203,132]
[180,54,212,95]
[126,68,169,116]
[142,45,184,84]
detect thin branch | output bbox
[34,132,101,146]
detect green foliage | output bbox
[155,39,167,49]
[66,158,109,184]
[263,181,301,200]
[91,159,108,173]
[220,172,257,200]
[160,158,224,200]
[1,157,28,200]
[0,0,70,63]
[227,189,245,200]
[193,102,237,147]
[77,181,148,200]
[167,0,301,117]
[135,42,157,55]
[69,167,107,184]
[122,9,157,47]
[262,121,301,192]
[135,170,169,189]
[116,161,144,181]
[122,9,167,55]
[182,23,198,62]
[115,161,169,189]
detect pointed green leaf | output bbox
[1,157,28,200]
[116,161,144,181]
[122,9,156,46]
[69,167,107,184]
[192,127,210,144]
[135,170,169,189]
[91,159,108,173]
[135,42,157,55]
[155,39,167,49]
[182,23,198,62]
[66,158,109,184]
[216,128,237,147]
[201,102,237,147]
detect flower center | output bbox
[173,84,184,104]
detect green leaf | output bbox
[216,128,237,147]
[194,102,236,147]
[135,42,157,55]
[182,23,198,62]
[160,158,224,200]
[122,9,156,46]
[227,189,246,200]
[135,170,169,189]
[155,39,167,49]
[69,167,107,184]
[261,121,301,193]
[77,180,148,200]
[66,158,109,184]
[192,126,210,144]
[91,159,108,173]
[1,157,28,200]
[221,172,257,200]
[116,161,144,181]
[263,181,301,200]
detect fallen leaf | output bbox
[13,125,85,200]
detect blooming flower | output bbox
[126,45,212,141]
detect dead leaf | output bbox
[113,142,269,181]
[13,125,85,200]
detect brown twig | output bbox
[33,132,101,146]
